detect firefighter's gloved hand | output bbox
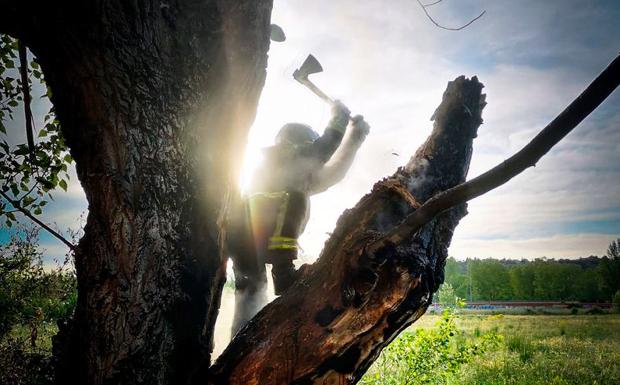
[330,100,351,133]
[350,115,370,143]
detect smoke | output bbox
[406,157,431,192]
[212,264,276,359]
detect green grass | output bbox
[5,313,620,385]
[363,313,620,385]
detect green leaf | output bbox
[63,154,72,163]
[10,183,19,196]
[38,129,48,137]
[14,145,30,156]
[59,179,67,191]
[33,207,42,215]
[22,196,35,207]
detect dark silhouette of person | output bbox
[228,101,370,333]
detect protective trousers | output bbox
[248,190,307,295]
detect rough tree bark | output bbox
[2,1,273,384]
[209,76,485,384]
[2,1,617,384]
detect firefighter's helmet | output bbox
[275,123,319,147]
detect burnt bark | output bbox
[2,1,273,385]
[369,54,620,253]
[208,55,619,385]
[210,76,486,384]
[4,0,616,383]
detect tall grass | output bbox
[362,314,620,385]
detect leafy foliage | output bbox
[360,309,501,385]
[437,282,465,307]
[0,227,75,385]
[364,313,620,385]
[442,239,620,302]
[613,291,620,312]
[0,227,76,340]
[600,238,620,301]
[0,34,72,229]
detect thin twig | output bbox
[17,41,36,163]
[416,0,486,31]
[369,54,620,254]
[1,190,76,250]
[421,0,443,7]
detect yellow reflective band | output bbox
[268,244,298,250]
[248,191,289,201]
[269,236,297,242]
[268,236,298,250]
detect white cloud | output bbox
[261,0,620,260]
[4,0,618,263]
[449,233,616,260]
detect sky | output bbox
[2,0,620,266]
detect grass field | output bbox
[362,313,620,385]
[3,312,619,385]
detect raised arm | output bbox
[310,115,370,194]
[304,101,351,163]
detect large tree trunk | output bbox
[3,1,489,384]
[210,76,485,384]
[2,1,273,384]
[3,2,618,383]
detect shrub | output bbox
[613,291,620,313]
[0,229,76,340]
[585,306,605,315]
[360,309,501,385]
[0,228,76,385]
[0,336,53,385]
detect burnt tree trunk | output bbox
[208,54,619,383]
[210,76,486,384]
[3,1,618,382]
[3,1,494,383]
[2,1,273,384]
[3,0,488,380]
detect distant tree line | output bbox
[441,238,620,303]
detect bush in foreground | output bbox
[361,309,501,385]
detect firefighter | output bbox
[229,101,370,333]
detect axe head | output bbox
[293,54,323,81]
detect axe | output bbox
[293,54,334,104]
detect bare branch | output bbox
[421,0,443,7]
[369,54,620,255]
[0,190,76,250]
[416,0,486,31]
[18,40,36,161]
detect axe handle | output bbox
[298,78,334,104]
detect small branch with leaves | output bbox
[0,189,75,250]
[1,35,74,249]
